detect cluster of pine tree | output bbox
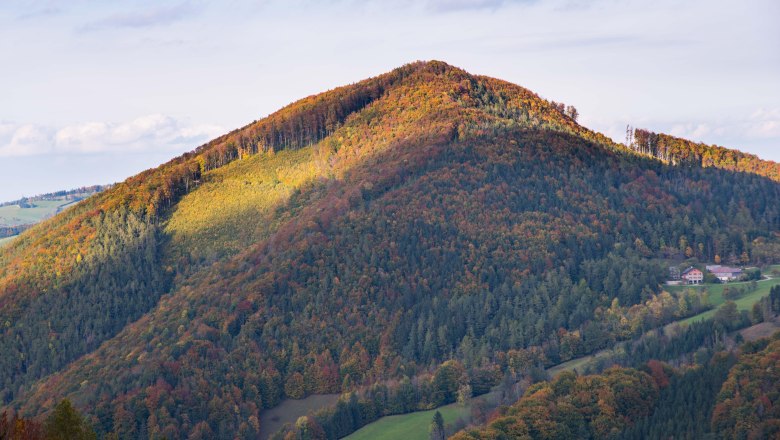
[0,399,94,440]
[272,360,492,439]
[711,333,780,438]
[620,353,738,439]
[0,61,778,439]
[0,210,170,404]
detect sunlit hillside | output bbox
[1,61,778,439]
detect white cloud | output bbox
[748,108,780,138]
[669,123,716,140]
[0,122,18,139]
[108,114,176,145]
[55,122,110,153]
[0,124,54,157]
[667,109,780,144]
[0,115,224,158]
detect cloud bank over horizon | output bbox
[0,0,777,201]
[0,114,222,158]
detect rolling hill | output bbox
[0,61,778,439]
[0,186,107,243]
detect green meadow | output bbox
[667,268,780,325]
[0,199,75,227]
[344,268,780,439]
[344,403,470,440]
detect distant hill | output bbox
[0,185,108,240]
[0,61,778,439]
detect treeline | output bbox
[628,128,780,182]
[270,360,499,439]
[120,63,446,214]
[621,353,738,439]
[0,224,31,239]
[197,66,400,169]
[571,298,752,379]
[752,285,780,321]
[722,280,760,300]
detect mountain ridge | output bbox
[1,61,778,439]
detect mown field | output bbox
[342,390,500,440]
[0,197,89,246]
[0,199,73,227]
[344,402,471,440]
[667,268,780,325]
[341,268,780,439]
[548,267,780,378]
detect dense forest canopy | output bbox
[0,61,778,439]
[451,367,661,439]
[456,323,780,440]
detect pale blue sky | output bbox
[1,0,778,201]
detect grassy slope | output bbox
[0,198,80,251]
[344,405,469,440]
[546,348,617,378]
[546,267,780,377]
[667,271,780,325]
[0,200,68,227]
[344,391,500,440]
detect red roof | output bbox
[710,266,741,274]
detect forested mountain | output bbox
[0,61,778,439]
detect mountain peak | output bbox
[2,62,779,440]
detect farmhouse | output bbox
[707,265,743,282]
[681,267,703,284]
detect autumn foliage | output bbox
[712,333,780,439]
[0,61,778,439]
[451,368,659,440]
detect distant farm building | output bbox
[681,267,703,284]
[707,265,743,282]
